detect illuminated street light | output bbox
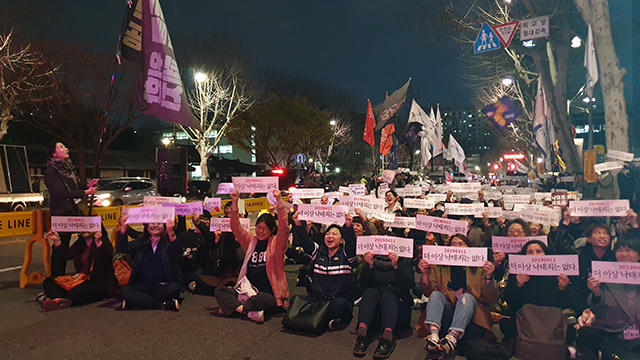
[335,167,341,173]
[583,97,596,103]
[522,40,535,48]
[537,158,544,163]
[502,77,514,86]
[251,126,256,131]
[415,150,420,155]
[161,138,171,146]
[475,166,480,171]
[194,72,207,83]
[571,36,582,48]
[329,120,336,126]
[308,158,313,162]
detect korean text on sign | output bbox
[404,198,435,210]
[209,218,250,232]
[444,203,485,215]
[356,236,414,258]
[348,184,366,196]
[216,183,235,195]
[126,207,175,224]
[384,216,416,229]
[422,245,488,267]
[427,193,447,202]
[51,216,102,232]
[204,198,222,212]
[475,207,502,219]
[415,214,469,236]
[592,261,640,285]
[162,201,203,216]
[395,186,422,197]
[297,204,348,225]
[491,235,548,254]
[232,177,279,193]
[508,254,580,276]
[144,196,181,206]
[520,15,549,40]
[290,188,325,199]
[569,200,630,217]
[448,182,481,192]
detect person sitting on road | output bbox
[290,210,357,331]
[419,234,498,356]
[39,227,119,311]
[213,189,289,323]
[116,215,183,311]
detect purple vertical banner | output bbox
[141,0,197,128]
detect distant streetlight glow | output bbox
[335,167,341,173]
[194,72,207,83]
[415,150,420,155]
[162,138,171,146]
[571,36,582,48]
[537,157,544,164]
[522,40,535,48]
[502,77,514,86]
[475,166,480,171]
[329,120,336,126]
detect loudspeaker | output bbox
[156,147,188,196]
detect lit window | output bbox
[218,145,232,154]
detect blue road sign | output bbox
[474,23,500,54]
[295,153,306,165]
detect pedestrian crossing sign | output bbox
[474,23,500,54]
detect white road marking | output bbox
[0,266,22,273]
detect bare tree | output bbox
[0,32,55,141]
[313,118,353,175]
[179,63,254,181]
[574,0,629,152]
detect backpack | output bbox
[515,304,567,360]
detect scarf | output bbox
[448,266,467,291]
[48,158,79,188]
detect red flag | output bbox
[380,123,395,155]
[363,100,376,147]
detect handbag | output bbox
[282,295,332,335]
[113,257,132,286]
[54,273,89,291]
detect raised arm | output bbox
[292,211,318,256]
[229,190,252,251]
[274,190,290,251]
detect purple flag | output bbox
[481,96,521,132]
[141,0,197,128]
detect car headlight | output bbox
[101,200,111,207]
[97,193,111,199]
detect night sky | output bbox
[20,0,471,112]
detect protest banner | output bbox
[384,216,416,229]
[297,204,348,224]
[503,194,531,204]
[143,196,181,206]
[325,192,341,200]
[448,183,481,192]
[569,200,630,217]
[483,191,503,200]
[163,201,203,216]
[502,211,522,220]
[125,207,175,224]
[290,188,325,199]
[356,235,414,258]
[552,191,577,207]
[348,184,366,196]
[232,176,279,193]
[204,198,222,212]
[607,150,634,162]
[415,214,468,235]
[422,245,488,267]
[520,207,562,226]
[404,198,435,210]
[508,254,580,276]
[475,207,503,219]
[458,192,479,201]
[353,196,394,222]
[513,204,536,212]
[534,192,553,202]
[426,193,447,202]
[51,216,102,232]
[594,161,625,173]
[209,218,251,232]
[592,261,640,285]
[216,183,235,194]
[381,170,396,184]
[395,186,422,197]
[444,203,485,215]
[378,183,389,194]
[339,186,350,194]
[492,235,548,254]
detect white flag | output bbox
[433,105,443,157]
[420,134,432,168]
[532,79,555,170]
[514,159,529,174]
[584,24,599,97]
[448,134,466,163]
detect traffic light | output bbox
[493,164,500,171]
[271,168,284,175]
[508,163,516,171]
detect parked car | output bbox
[186,180,212,200]
[95,179,157,206]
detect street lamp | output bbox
[194,72,207,83]
[329,120,336,126]
[335,167,341,173]
[571,36,582,48]
[502,77,514,86]
[415,150,420,155]
[161,137,171,146]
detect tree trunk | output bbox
[200,154,210,181]
[575,0,629,151]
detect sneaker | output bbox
[247,310,264,323]
[35,292,48,304]
[424,332,440,352]
[188,281,196,292]
[163,299,180,312]
[373,337,396,359]
[440,333,458,355]
[412,297,423,309]
[42,298,72,312]
[353,335,370,357]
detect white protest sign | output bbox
[569,200,630,217]
[513,204,535,212]
[378,183,389,194]
[209,218,251,232]
[448,182,481,192]
[502,211,522,220]
[382,170,396,184]
[404,198,435,210]
[483,191,503,200]
[290,188,325,199]
[384,216,416,229]
[594,161,625,173]
[520,207,561,226]
[125,207,175,224]
[216,183,235,195]
[475,207,503,219]
[352,196,394,222]
[51,216,102,232]
[592,261,640,285]
[608,150,634,162]
[560,176,575,183]
[426,193,447,202]
[232,176,279,193]
[204,198,222,212]
[339,186,350,194]
[325,192,341,200]
[458,192,479,201]
[144,196,181,206]
[444,203,485,215]
[396,186,422,197]
[297,204,348,225]
[534,192,553,202]
[503,194,531,204]
[491,235,548,254]
[415,214,469,235]
[422,245,488,267]
[163,201,203,216]
[310,198,322,204]
[356,235,414,258]
[520,15,549,40]
[348,184,366,196]
[508,254,580,276]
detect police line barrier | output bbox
[0,197,276,238]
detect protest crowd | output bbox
[38,157,640,360]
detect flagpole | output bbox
[587,91,594,150]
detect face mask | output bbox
[436,205,444,211]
